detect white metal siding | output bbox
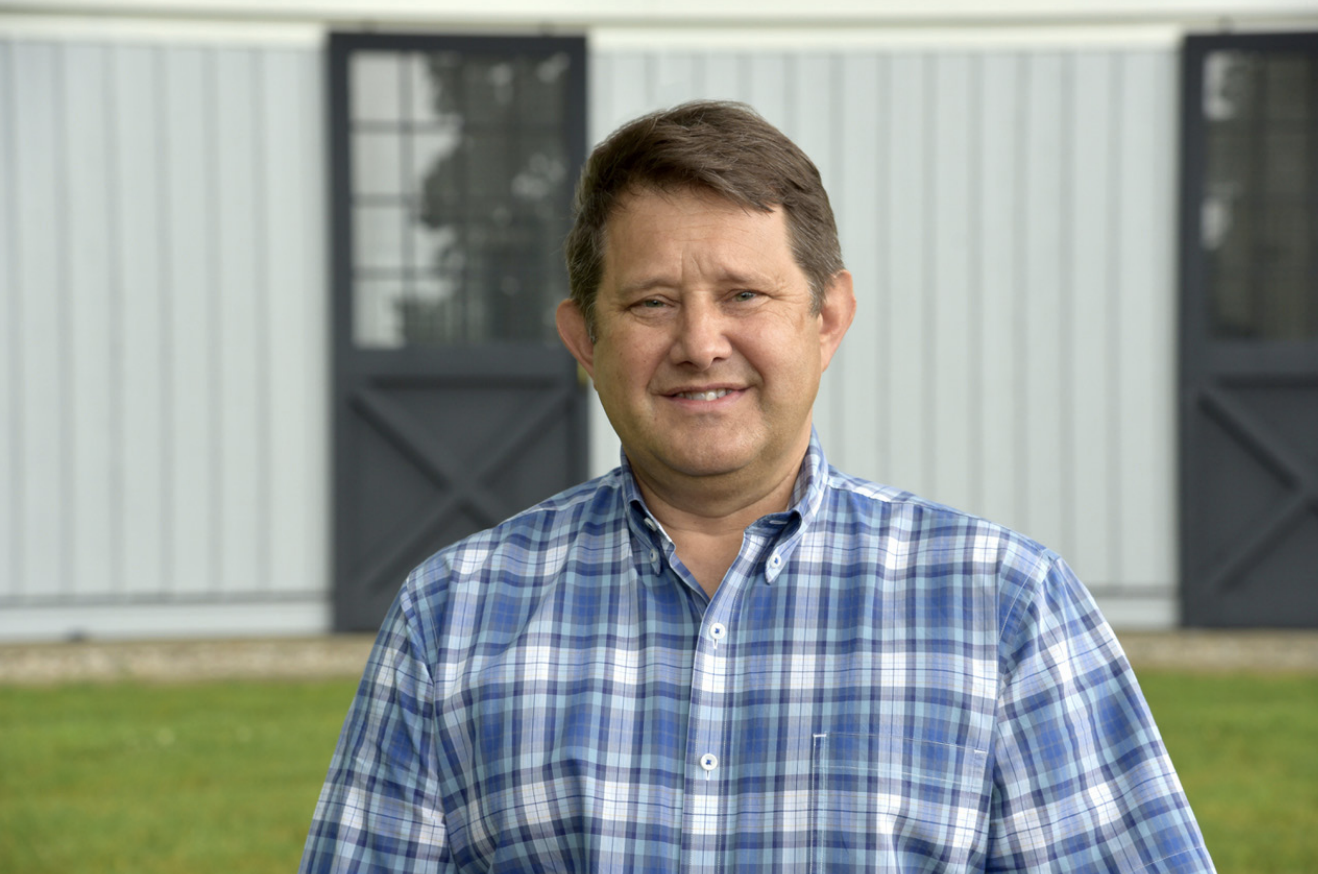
[0,32,1179,638]
[0,37,328,637]
[588,46,1180,622]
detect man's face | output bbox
[557,187,854,499]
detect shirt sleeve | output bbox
[299,582,454,873]
[986,557,1216,873]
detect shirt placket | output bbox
[678,528,775,873]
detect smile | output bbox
[675,389,733,401]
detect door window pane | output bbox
[1201,49,1317,341]
[347,41,578,348]
[352,131,404,196]
[352,204,407,271]
[350,52,403,123]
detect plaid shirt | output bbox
[301,433,1214,873]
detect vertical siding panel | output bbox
[930,53,975,510]
[651,52,698,106]
[64,44,117,600]
[787,54,837,204]
[699,52,742,101]
[265,48,327,596]
[585,51,639,476]
[836,53,884,484]
[744,53,789,134]
[789,54,842,464]
[1069,53,1116,585]
[592,53,647,144]
[976,52,1024,533]
[885,53,929,497]
[1020,53,1068,554]
[586,47,616,490]
[251,50,273,592]
[16,43,67,600]
[302,49,331,600]
[214,47,264,594]
[113,44,167,596]
[0,39,14,599]
[163,46,215,598]
[1117,50,1177,591]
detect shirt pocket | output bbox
[810,732,987,873]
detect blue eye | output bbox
[734,291,758,302]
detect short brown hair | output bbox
[564,100,844,334]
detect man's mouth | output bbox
[674,389,733,401]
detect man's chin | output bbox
[652,448,755,482]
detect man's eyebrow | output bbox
[617,269,773,295]
[617,277,675,296]
[715,269,772,287]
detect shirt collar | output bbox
[791,427,830,527]
[617,427,831,545]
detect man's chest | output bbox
[428,589,998,872]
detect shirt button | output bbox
[644,518,657,530]
[649,548,659,564]
[699,753,719,771]
[768,553,783,570]
[709,622,727,642]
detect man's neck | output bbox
[630,456,804,599]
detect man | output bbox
[301,101,1214,872]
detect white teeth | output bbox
[678,389,731,401]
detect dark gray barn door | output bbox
[1179,33,1318,627]
[329,33,588,632]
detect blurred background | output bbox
[2,0,1316,641]
[1,3,1316,871]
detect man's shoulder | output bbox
[822,466,1061,575]
[407,470,627,587]
[820,467,1085,652]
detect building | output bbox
[2,1,1316,641]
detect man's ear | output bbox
[818,270,856,372]
[556,299,596,379]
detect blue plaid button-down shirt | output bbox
[301,432,1214,873]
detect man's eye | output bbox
[639,299,666,308]
[734,291,759,302]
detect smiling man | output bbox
[558,185,854,597]
[301,102,1214,873]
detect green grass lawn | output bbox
[1,671,1315,873]
[0,678,358,874]
[1139,672,1318,873]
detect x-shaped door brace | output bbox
[348,381,578,596]
[1196,384,1318,595]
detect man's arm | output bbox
[299,585,453,873]
[986,558,1215,873]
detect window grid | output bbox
[347,47,576,347]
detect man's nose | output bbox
[670,300,732,369]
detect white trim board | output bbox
[0,14,323,43]
[2,0,1317,25]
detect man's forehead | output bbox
[602,186,786,259]
[600,190,794,287]
[611,183,775,221]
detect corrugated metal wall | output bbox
[0,36,329,636]
[589,46,1180,622]
[0,31,1180,637]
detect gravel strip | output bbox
[0,636,376,685]
[1,631,1316,685]
[1116,630,1318,674]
